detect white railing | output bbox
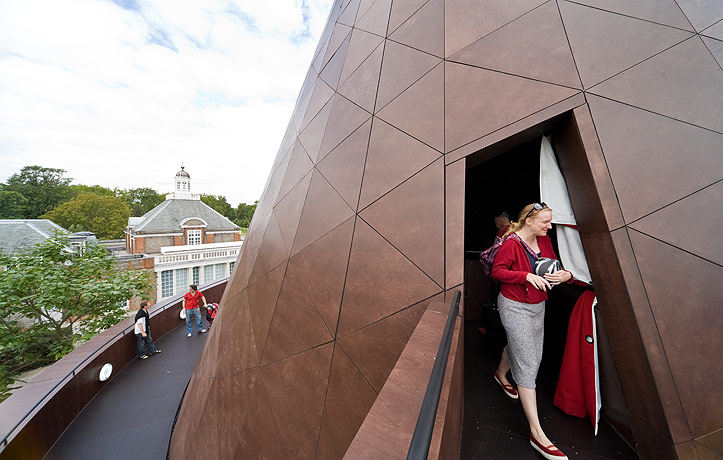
[155,247,240,266]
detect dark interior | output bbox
[461,133,636,459]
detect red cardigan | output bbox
[491,234,560,304]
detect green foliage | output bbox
[0,190,29,218]
[116,187,164,216]
[41,194,130,239]
[234,201,257,228]
[201,194,234,219]
[2,166,73,218]
[0,235,154,399]
[69,184,116,197]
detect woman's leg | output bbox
[496,350,512,385]
[519,386,555,448]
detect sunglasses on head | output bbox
[524,202,548,220]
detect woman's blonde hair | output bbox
[501,203,552,238]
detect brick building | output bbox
[125,166,242,304]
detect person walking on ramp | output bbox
[183,284,207,337]
[135,301,161,359]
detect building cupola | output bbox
[168,165,200,200]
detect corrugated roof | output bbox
[0,219,69,254]
[133,199,239,233]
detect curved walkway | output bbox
[45,324,209,460]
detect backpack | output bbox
[479,236,504,276]
[479,233,539,276]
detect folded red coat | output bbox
[554,289,601,434]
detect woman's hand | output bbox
[526,273,552,291]
[544,270,572,286]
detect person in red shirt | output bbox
[182,284,207,337]
[491,203,572,460]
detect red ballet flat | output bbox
[529,433,568,459]
[493,371,518,399]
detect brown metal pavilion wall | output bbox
[169,0,723,458]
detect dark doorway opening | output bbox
[460,124,636,459]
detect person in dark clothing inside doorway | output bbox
[135,301,161,359]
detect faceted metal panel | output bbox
[316,119,371,210]
[629,182,723,265]
[572,0,694,30]
[675,0,723,32]
[245,262,287,364]
[276,141,313,201]
[449,0,580,88]
[444,0,547,57]
[388,0,444,58]
[261,264,333,364]
[587,94,723,223]
[290,217,355,334]
[337,42,385,113]
[589,37,723,132]
[629,229,723,438]
[377,62,444,151]
[445,159,465,289]
[291,170,355,255]
[170,1,723,457]
[388,0,428,34]
[316,94,371,162]
[338,217,441,336]
[702,21,723,41]
[338,297,430,391]
[375,40,440,111]
[360,158,444,285]
[359,117,441,209]
[559,0,692,88]
[236,344,332,459]
[354,0,392,36]
[702,36,723,67]
[339,28,384,84]
[445,61,578,152]
[273,171,312,253]
[320,33,352,90]
[316,346,378,460]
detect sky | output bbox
[0,0,333,206]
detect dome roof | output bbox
[176,165,190,178]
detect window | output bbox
[161,270,174,298]
[215,263,226,279]
[175,268,188,295]
[192,266,200,285]
[204,264,215,282]
[229,262,235,274]
[187,229,202,245]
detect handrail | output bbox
[0,278,228,450]
[406,290,461,460]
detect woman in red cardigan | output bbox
[491,203,572,460]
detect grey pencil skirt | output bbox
[497,292,545,389]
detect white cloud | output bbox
[0,0,333,206]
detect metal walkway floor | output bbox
[45,324,209,460]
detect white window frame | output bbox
[161,270,174,298]
[192,266,200,285]
[175,268,188,295]
[187,229,202,245]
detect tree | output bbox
[201,194,234,220]
[70,184,115,197]
[234,201,257,228]
[41,194,130,239]
[0,190,28,218]
[2,166,73,218]
[116,187,164,216]
[0,235,154,400]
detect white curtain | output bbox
[539,136,592,284]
